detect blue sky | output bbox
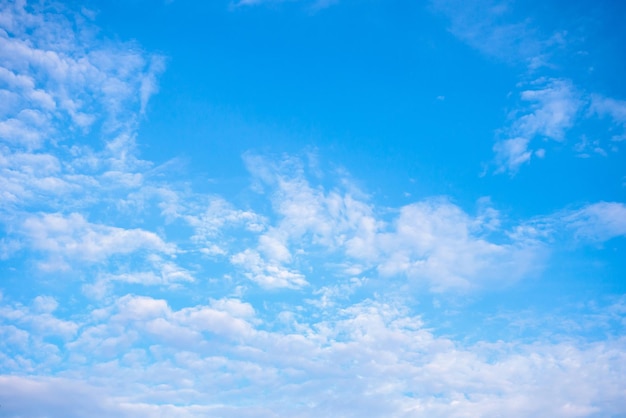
[0,0,625,416]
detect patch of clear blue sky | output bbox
[118,1,510,194]
[88,0,624,212]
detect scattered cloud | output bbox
[232,0,337,12]
[1,2,624,417]
[493,137,532,173]
[514,201,626,248]
[242,157,548,291]
[432,0,625,173]
[0,1,164,148]
[231,248,309,288]
[2,294,626,417]
[514,79,581,141]
[493,78,583,173]
[19,212,175,270]
[590,95,626,126]
[562,202,626,242]
[431,0,548,67]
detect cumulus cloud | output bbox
[0,0,171,216]
[20,212,175,269]
[374,201,542,291]
[0,298,79,375]
[2,295,625,417]
[230,248,309,288]
[0,1,195,294]
[239,155,545,292]
[229,155,624,292]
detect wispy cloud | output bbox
[493,137,532,173]
[232,0,337,11]
[513,79,581,141]
[590,94,626,142]
[432,0,625,173]
[560,202,626,242]
[431,0,552,67]
[494,78,582,172]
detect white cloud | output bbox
[514,201,626,248]
[184,196,265,255]
[231,249,308,289]
[0,298,78,342]
[562,202,626,242]
[234,0,336,10]
[115,294,170,321]
[307,277,364,309]
[431,0,548,66]
[236,156,625,293]
[515,79,581,141]
[20,212,175,268]
[236,154,381,288]
[377,201,543,291]
[0,0,181,285]
[3,296,626,417]
[590,94,626,142]
[493,137,532,173]
[590,95,626,125]
[64,294,259,359]
[432,1,624,172]
[175,304,256,340]
[139,56,166,114]
[492,80,626,173]
[209,298,256,319]
[0,110,49,148]
[0,1,163,148]
[241,156,544,292]
[32,296,59,313]
[258,233,292,262]
[493,78,582,173]
[83,255,196,300]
